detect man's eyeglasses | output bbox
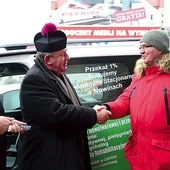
[139,45,153,50]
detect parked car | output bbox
[0,39,141,169]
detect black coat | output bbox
[17,58,96,170]
[0,101,6,170]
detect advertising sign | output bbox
[58,25,159,39]
[51,0,163,39]
[66,59,137,170]
[87,118,131,170]
[114,7,146,23]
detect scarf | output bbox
[55,74,80,106]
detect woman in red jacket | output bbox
[104,30,170,170]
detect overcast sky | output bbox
[0,0,52,45]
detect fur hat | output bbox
[34,23,67,52]
[140,30,169,53]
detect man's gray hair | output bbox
[35,52,53,62]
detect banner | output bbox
[58,26,159,39]
[66,59,137,170]
[88,118,131,170]
[51,0,163,40]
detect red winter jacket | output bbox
[105,58,170,170]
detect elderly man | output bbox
[17,23,110,170]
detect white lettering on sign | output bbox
[114,7,146,23]
[116,30,127,36]
[64,29,92,36]
[128,29,149,36]
[60,26,159,39]
[85,64,109,72]
[94,143,126,156]
[93,30,114,36]
[93,83,123,93]
[88,71,117,79]
[108,129,131,141]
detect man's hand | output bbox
[93,105,111,124]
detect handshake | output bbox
[93,105,111,125]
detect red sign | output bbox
[114,8,146,23]
[58,26,160,39]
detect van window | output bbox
[3,89,20,111]
[0,63,28,77]
[66,55,140,106]
[0,63,28,112]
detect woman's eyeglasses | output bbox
[139,45,153,50]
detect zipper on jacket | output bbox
[130,87,136,100]
[163,87,170,125]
